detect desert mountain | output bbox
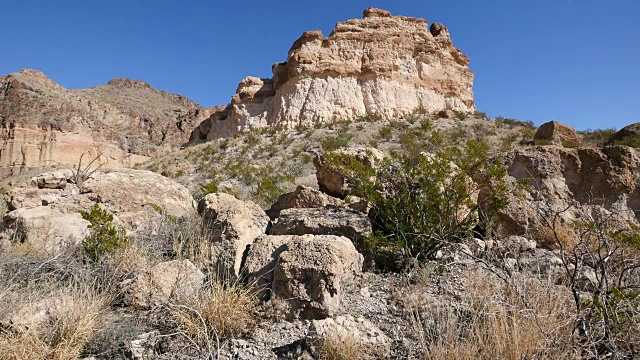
[0,69,215,177]
[190,8,475,142]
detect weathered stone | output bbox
[122,259,204,309]
[608,122,640,146]
[533,121,580,146]
[314,147,384,198]
[197,193,270,278]
[190,8,475,141]
[488,146,640,242]
[30,169,73,189]
[306,315,391,359]
[1,294,72,332]
[243,235,293,300]
[266,185,343,220]
[127,330,161,360]
[272,235,363,320]
[271,207,372,252]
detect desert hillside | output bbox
[0,7,639,360]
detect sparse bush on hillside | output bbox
[322,137,512,263]
[538,205,640,358]
[577,128,617,147]
[378,126,393,141]
[321,134,352,151]
[612,135,640,148]
[81,204,132,262]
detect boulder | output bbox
[607,122,640,146]
[1,294,72,332]
[122,259,204,309]
[488,146,640,242]
[533,121,580,146]
[306,315,391,359]
[3,169,196,254]
[189,8,475,141]
[266,185,344,220]
[314,147,384,198]
[30,169,74,189]
[197,193,270,279]
[272,235,363,320]
[437,109,456,119]
[271,207,372,253]
[243,235,292,300]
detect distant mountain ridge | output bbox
[0,69,216,177]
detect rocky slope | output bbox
[0,69,214,178]
[190,7,475,142]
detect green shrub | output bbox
[613,135,640,148]
[81,204,132,262]
[576,128,616,147]
[254,174,292,206]
[321,134,352,151]
[322,138,511,263]
[378,126,393,141]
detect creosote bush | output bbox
[81,204,132,262]
[322,135,513,263]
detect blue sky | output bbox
[1,0,638,130]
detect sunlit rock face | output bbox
[191,8,475,142]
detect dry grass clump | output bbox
[0,289,112,360]
[316,330,370,360]
[405,267,576,360]
[168,280,258,349]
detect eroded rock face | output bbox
[266,185,344,220]
[490,145,640,242]
[197,193,270,279]
[608,122,640,146]
[244,234,363,319]
[314,147,384,198]
[533,121,580,146]
[122,259,204,309]
[3,168,195,254]
[306,315,391,359]
[190,8,475,141]
[0,69,214,177]
[272,235,363,320]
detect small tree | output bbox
[81,204,132,262]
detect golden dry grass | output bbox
[0,289,112,360]
[406,268,577,360]
[170,280,258,346]
[317,330,370,360]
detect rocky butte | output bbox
[0,69,215,177]
[190,7,475,142]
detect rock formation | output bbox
[190,8,475,142]
[0,69,214,177]
[533,120,580,146]
[608,122,640,146]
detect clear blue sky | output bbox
[2,0,638,130]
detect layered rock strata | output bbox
[191,7,475,142]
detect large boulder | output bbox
[1,294,73,333]
[3,169,196,254]
[489,146,640,244]
[266,185,344,220]
[197,193,270,279]
[271,207,372,253]
[244,234,363,319]
[533,121,580,146]
[122,259,205,309]
[305,315,391,359]
[272,235,363,320]
[314,147,384,198]
[189,8,475,141]
[607,122,640,146]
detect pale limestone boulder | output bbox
[197,193,270,278]
[3,168,196,254]
[243,235,292,300]
[306,315,391,359]
[5,207,90,254]
[1,294,73,332]
[533,121,580,146]
[272,235,363,319]
[271,207,372,253]
[30,169,74,189]
[189,8,475,141]
[266,185,344,220]
[122,259,204,309]
[314,147,384,198]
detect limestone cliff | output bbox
[191,8,475,142]
[0,69,212,177]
